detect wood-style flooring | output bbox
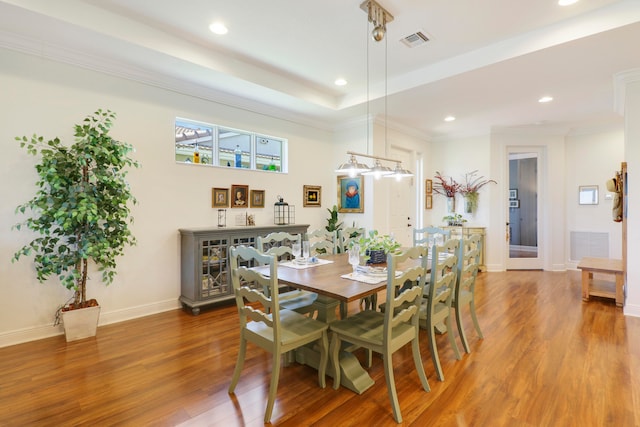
[1,270,639,426]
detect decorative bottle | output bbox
[234,145,242,168]
[193,145,200,164]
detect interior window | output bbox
[175,118,287,173]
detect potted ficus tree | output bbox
[12,109,139,341]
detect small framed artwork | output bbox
[231,184,249,208]
[509,189,518,200]
[425,194,433,210]
[212,188,229,208]
[425,179,433,194]
[250,189,265,208]
[579,185,599,205]
[337,175,364,213]
[509,199,520,208]
[303,185,321,207]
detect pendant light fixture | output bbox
[335,1,413,181]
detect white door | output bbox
[388,147,416,247]
[507,147,543,269]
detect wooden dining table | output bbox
[251,252,420,394]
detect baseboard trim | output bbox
[0,299,181,348]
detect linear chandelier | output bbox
[335,151,413,180]
[335,2,412,181]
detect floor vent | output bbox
[400,31,430,48]
[570,231,609,261]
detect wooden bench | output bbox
[577,257,625,307]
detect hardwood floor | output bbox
[1,270,639,426]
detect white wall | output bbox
[621,75,640,317]
[0,49,336,346]
[565,128,625,265]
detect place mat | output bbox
[341,270,402,285]
[280,258,334,270]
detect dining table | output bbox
[251,252,422,394]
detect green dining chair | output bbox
[413,226,451,247]
[308,228,338,256]
[257,232,318,314]
[329,247,430,423]
[453,234,483,353]
[419,238,461,381]
[228,245,329,424]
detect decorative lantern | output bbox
[217,209,226,227]
[274,196,295,225]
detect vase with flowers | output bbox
[459,170,496,214]
[433,171,461,213]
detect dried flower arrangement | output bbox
[459,170,497,195]
[433,171,461,197]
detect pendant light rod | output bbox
[346,150,402,165]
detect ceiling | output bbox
[2,0,640,140]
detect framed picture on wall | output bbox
[425,194,433,210]
[250,189,265,208]
[212,188,229,208]
[337,175,364,213]
[509,189,518,200]
[303,185,321,207]
[509,199,520,208]
[425,179,433,194]
[231,184,249,208]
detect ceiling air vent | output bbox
[400,31,430,48]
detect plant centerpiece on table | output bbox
[355,230,401,264]
[459,170,497,214]
[433,171,461,212]
[442,213,467,227]
[12,109,140,341]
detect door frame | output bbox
[506,146,544,270]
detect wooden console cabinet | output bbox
[443,226,487,271]
[179,224,309,314]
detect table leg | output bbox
[581,270,590,301]
[615,273,624,307]
[295,294,375,394]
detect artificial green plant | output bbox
[13,109,140,310]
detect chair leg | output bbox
[264,351,281,423]
[446,314,461,360]
[330,332,341,390]
[470,300,484,339]
[455,305,471,354]
[383,350,402,423]
[228,337,246,393]
[411,336,430,392]
[428,325,444,381]
[317,331,328,389]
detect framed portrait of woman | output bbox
[337,175,364,213]
[231,184,249,208]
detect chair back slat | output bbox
[308,229,337,255]
[337,227,365,253]
[383,246,429,341]
[429,239,459,306]
[230,245,280,333]
[413,226,451,247]
[257,232,301,255]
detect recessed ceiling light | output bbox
[209,22,228,35]
[444,116,456,122]
[334,78,347,86]
[538,96,553,103]
[558,0,579,6]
